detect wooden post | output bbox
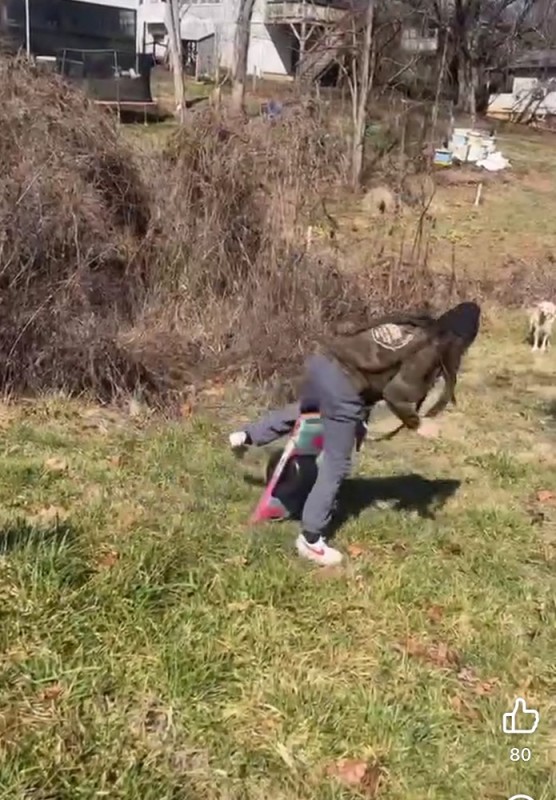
[300,1,307,66]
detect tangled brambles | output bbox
[0,60,366,402]
[0,57,152,398]
[146,108,366,387]
[3,58,537,406]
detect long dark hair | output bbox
[423,332,469,417]
[424,302,481,417]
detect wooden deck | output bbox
[265,1,345,24]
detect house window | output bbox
[401,23,438,53]
[119,10,135,36]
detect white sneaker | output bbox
[295,534,343,566]
[229,431,249,456]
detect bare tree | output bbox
[165,0,186,122]
[307,3,378,187]
[232,0,257,113]
[350,0,376,187]
[408,0,544,115]
[528,0,556,43]
[297,1,424,187]
[431,24,449,138]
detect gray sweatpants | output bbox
[246,354,365,541]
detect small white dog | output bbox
[528,301,556,352]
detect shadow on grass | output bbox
[0,518,76,554]
[546,400,556,421]
[332,474,461,530]
[245,469,461,530]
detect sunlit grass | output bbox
[0,328,554,799]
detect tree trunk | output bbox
[165,0,186,122]
[350,0,375,189]
[470,63,478,124]
[232,0,256,114]
[456,46,477,121]
[458,62,477,119]
[431,28,449,143]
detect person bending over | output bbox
[229,302,481,566]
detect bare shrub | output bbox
[144,108,474,390]
[141,108,363,385]
[481,259,556,308]
[0,58,493,406]
[0,57,153,398]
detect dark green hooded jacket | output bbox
[320,302,481,428]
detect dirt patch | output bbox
[521,171,556,193]
[434,166,513,187]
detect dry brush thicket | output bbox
[0,58,546,405]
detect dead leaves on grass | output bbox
[391,541,410,558]
[38,683,64,703]
[326,758,386,797]
[536,489,555,505]
[395,636,461,669]
[96,548,119,570]
[456,666,499,696]
[525,489,556,526]
[449,670,498,723]
[395,638,499,727]
[44,456,68,474]
[312,565,345,581]
[28,504,69,528]
[224,555,248,567]
[449,694,482,722]
[396,642,499,724]
[395,638,499,698]
[116,504,142,533]
[426,604,445,624]
[441,540,463,556]
[226,600,254,612]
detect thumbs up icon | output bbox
[502,698,540,735]
[508,795,535,800]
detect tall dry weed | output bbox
[136,107,364,386]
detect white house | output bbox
[136,0,346,79]
[135,0,440,81]
[487,51,556,123]
[7,0,440,81]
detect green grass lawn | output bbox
[0,315,555,800]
